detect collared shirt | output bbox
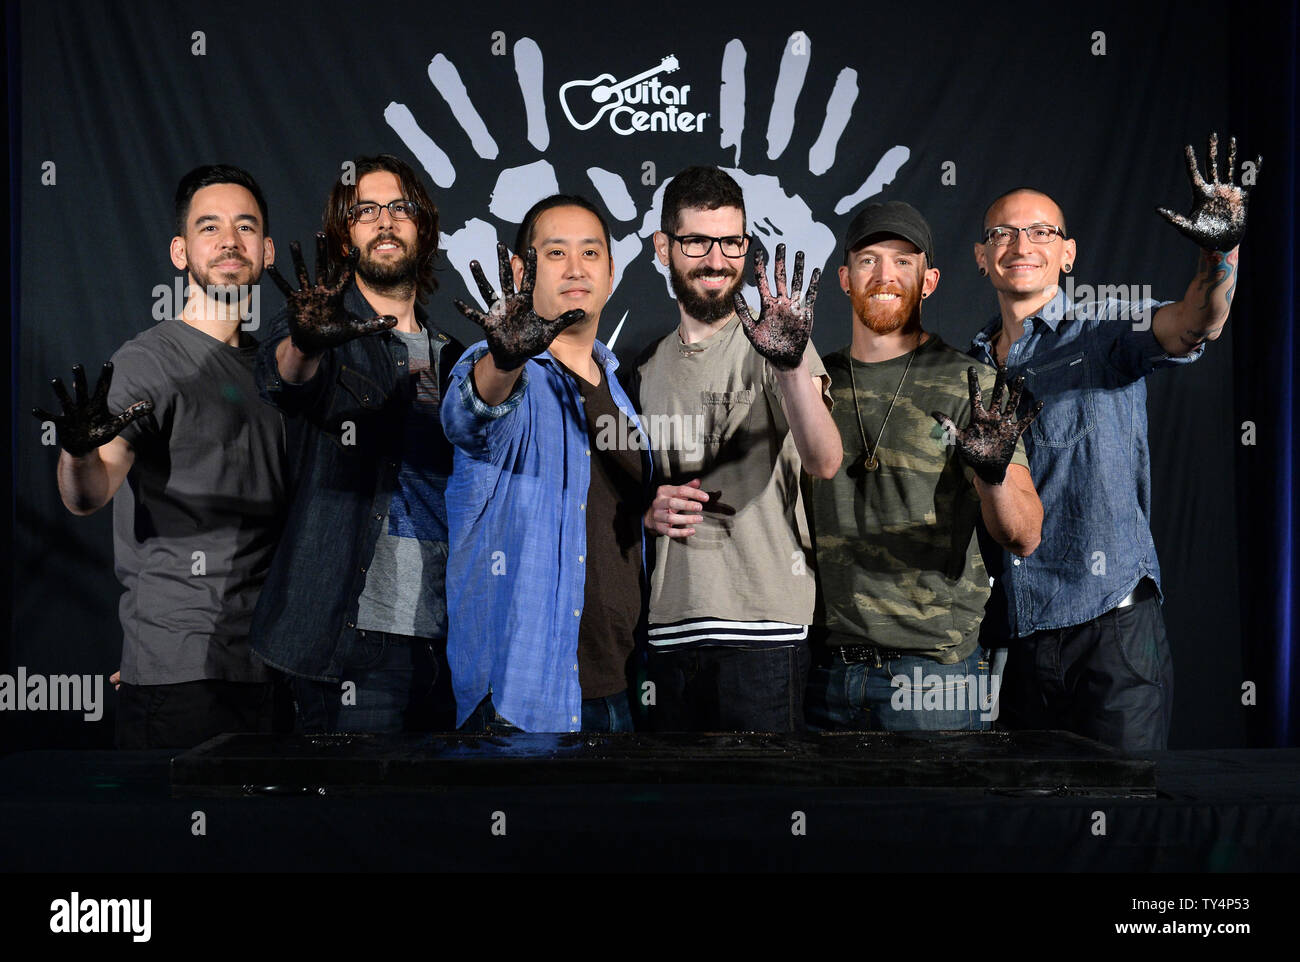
[442,340,651,733]
[249,283,462,680]
[969,288,1202,636]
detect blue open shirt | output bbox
[441,340,651,732]
[969,288,1203,636]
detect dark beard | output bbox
[189,253,259,294]
[851,283,923,336]
[356,237,419,298]
[669,260,743,324]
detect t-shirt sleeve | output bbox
[1010,434,1030,472]
[804,340,833,409]
[762,339,834,412]
[107,339,171,448]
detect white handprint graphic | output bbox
[384,31,910,348]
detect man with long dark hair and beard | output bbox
[804,201,1042,732]
[627,166,841,733]
[250,154,464,733]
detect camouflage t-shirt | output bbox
[807,335,1029,663]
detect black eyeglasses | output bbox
[666,233,750,258]
[348,200,420,224]
[982,224,1066,246]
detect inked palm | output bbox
[1156,132,1260,253]
[932,367,1041,485]
[733,243,819,371]
[267,232,396,356]
[32,362,153,457]
[453,243,585,371]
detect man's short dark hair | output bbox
[174,164,270,237]
[323,154,440,302]
[514,194,611,259]
[983,187,1069,237]
[661,166,746,235]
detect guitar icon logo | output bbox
[559,55,681,131]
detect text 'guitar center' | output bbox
[560,56,707,136]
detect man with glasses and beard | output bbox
[251,154,464,733]
[804,201,1042,733]
[627,166,841,732]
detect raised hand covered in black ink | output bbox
[932,367,1042,486]
[266,233,397,356]
[31,362,153,457]
[733,242,819,371]
[453,244,586,371]
[1156,132,1260,253]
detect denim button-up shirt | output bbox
[250,284,462,680]
[442,340,650,733]
[969,289,1202,636]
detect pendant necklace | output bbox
[848,334,921,472]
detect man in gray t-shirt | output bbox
[32,164,285,749]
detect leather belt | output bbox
[833,645,912,667]
[1116,578,1158,610]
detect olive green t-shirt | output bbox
[807,335,1029,663]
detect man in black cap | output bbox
[804,201,1044,731]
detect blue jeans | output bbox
[805,644,993,732]
[459,691,635,734]
[291,631,452,733]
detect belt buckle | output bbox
[1116,579,1152,609]
[839,646,882,668]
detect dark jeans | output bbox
[1000,592,1174,751]
[805,644,992,732]
[458,690,634,734]
[116,678,274,750]
[580,690,635,732]
[648,643,811,733]
[291,630,454,734]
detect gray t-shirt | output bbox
[109,318,286,684]
[634,315,830,627]
[354,325,450,638]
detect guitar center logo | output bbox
[559,55,707,135]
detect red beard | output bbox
[851,283,922,335]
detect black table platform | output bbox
[2,741,1297,871]
[169,730,1156,795]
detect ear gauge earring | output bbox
[978,267,988,277]
[1063,263,1073,273]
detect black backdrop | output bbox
[10,0,1284,749]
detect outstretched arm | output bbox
[735,244,842,479]
[32,362,150,515]
[974,465,1041,558]
[1152,133,1259,356]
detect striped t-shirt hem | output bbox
[648,618,809,650]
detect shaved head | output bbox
[983,188,1068,236]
